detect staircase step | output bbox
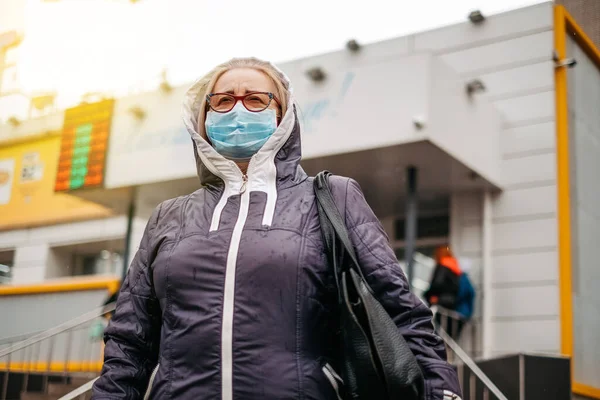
[48,383,83,396]
[21,388,92,400]
[20,393,54,400]
[68,377,94,387]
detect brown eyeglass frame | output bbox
[206,92,281,113]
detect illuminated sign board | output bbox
[0,134,110,230]
[55,99,114,192]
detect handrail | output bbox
[59,306,507,400]
[24,303,507,400]
[431,304,467,322]
[431,305,508,400]
[438,327,507,400]
[58,377,99,400]
[0,330,43,346]
[0,302,115,358]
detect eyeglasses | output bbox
[206,92,280,113]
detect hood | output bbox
[439,256,461,275]
[181,60,306,230]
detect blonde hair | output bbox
[195,57,290,135]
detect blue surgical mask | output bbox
[205,103,277,160]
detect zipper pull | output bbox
[240,174,248,194]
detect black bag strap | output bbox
[314,171,369,285]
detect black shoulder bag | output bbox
[314,171,424,400]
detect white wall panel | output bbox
[414,3,552,52]
[11,243,49,284]
[459,225,483,254]
[493,185,557,219]
[492,218,557,251]
[494,91,555,126]
[439,31,553,75]
[500,152,556,187]
[492,318,560,354]
[492,285,559,318]
[502,120,556,156]
[492,250,558,285]
[478,61,553,99]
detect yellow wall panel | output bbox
[0,134,111,230]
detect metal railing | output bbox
[58,377,98,400]
[0,303,115,400]
[7,302,506,400]
[432,305,508,400]
[0,331,42,347]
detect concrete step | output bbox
[20,393,53,400]
[21,389,92,400]
[66,377,94,388]
[48,383,82,396]
[20,378,95,400]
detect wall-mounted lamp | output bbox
[552,51,577,69]
[468,10,485,24]
[306,67,327,82]
[346,39,361,53]
[7,116,20,127]
[412,115,426,130]
[466,79,486,96]
[128,106,146,120]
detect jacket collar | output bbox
[181,63,306,230]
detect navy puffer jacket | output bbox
[92,63,462,400]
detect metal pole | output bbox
[1,352,10,400]
[404,166,418,290]
[121,188,137,282]
[482,190,493,359]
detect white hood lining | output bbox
[181,62,296,231]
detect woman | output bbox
[92,58,461,399]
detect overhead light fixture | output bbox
[468,10,485,24]
[128,106,146,120]
[412,115,426,130]
[466,79,486,96]
[346,39,361,53]
[306,67,326,82]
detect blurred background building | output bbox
[0,1,599,399]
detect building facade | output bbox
[0,2,598,397]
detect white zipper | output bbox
[143,363,159,400]
[443,390,462,400]
[322,364,343,400]
[221,173,250,400]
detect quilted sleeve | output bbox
[92,204,163,399]
[340,177,463,400]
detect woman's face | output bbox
[210,67,281,118]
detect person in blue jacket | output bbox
[456,268,475,321]
[425,246,475,340]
